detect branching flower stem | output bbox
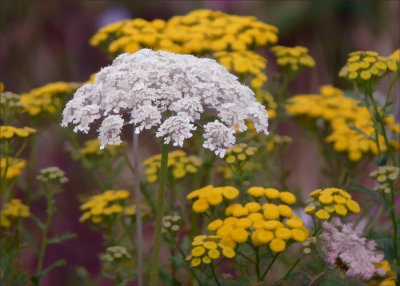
[150,143,169,286]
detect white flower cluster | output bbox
[62,49,269,157]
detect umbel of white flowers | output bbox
[62,49,269,157]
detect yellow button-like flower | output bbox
[275,227,292,240]
[235,218,252,229]
[222,247,236,258]
[207,192,223,206]
[248,186,265,197]
[252,229,274,246]
[248,212,264,222]
[291,228,307,242]
[245,202,261,212]
[192,246,206,257]
[192,199,209,213]
[318,194,333,204]
[222,186,239,200]
[232,206,249,217]
[208,249,220,259]
[191,258,201,267]
[264,188,280,199]
[333,195,347,204]
[263,204,280,219]
[304,205,316,214]
[270,238,286,252]
[264,220,280,230]
[346,200,360,213]
[202,256,212,264]
[278,205,292,217]
[285,217,304,228]
[219,237,236,249]
[203,241,218,250]
[279,192,296,204]
[230,228,249,243]
[315,209,330,220]
[217,225,234,237]
[334,204,348,216]
[208,219,223,231]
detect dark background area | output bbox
[1,1,399,285]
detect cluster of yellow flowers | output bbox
[225,143,257,165]
[213,51,267,88]
[270,45,315,73]
[1,157,26,180]
[267,134,293,152]
[79,190,144,223]
[286,85,398,161]
[0,126,36,139]
[20,81,80,116]
[0,199,30,228]
[339,51,397,82]
[90,9,278,55]
[304,188,360,220]
[187,235,236,267]
[370,166,400,193]
[144,150,202,183]
[216,144,260,179]
[189,186,309,253]
[79,139,124,157]
[187,185,240,213]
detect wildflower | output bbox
[144,150,202,183]
[90,9,278,55]
[20,81,80,116]
[78,139,124,157]
[368,260,396,286]
[0,126,36,139]
[370,166,400,193]
[79,190,150,223]
[305,187,360,220]
[339,51,397,83]
[62,49,269,157]
[37,167,69,185]
[101,246,132,263]
[270,238,286,252]
[0,199,30,228]
[320,217,386,280]
[162,215,182,234]
[271,45,315,73]
[188,235,234,267]
[1,157,26,180]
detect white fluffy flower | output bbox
[62,49,269,156]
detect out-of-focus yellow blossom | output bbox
[270,45,315,73]
[213,51,267,88]
[187,235,235,267]
[90,9,278,55]
[20,81,80,116]
[339,51,397,83]
[224,143,257,165]
[267,134,292,152]
[144,150,202,183]
[79,190,150,223]
[0,199,30,228]
[187,185,240,213]
[368,260,396,286]
[389,49,400,63]
[0,82,4,93]
[0,126,36,139]
[1,157,26,180]
[370,166,400,193]
[79,139,124,157]
[305,188,360,220]
[254,89,277,119]
[287,85,397,161]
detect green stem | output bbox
[278,257,301,284]
[255,246,261,281]
[261,253,280,280]
[210,262,222,286]
[269,75,291,135]
[36,193,53,279]
[234,256,251,283]
[133,133,143,286]
[150,143,169,286]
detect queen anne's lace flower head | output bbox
[62,49,269,156]
[320,217,386,280]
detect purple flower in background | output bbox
[320,217,386,280]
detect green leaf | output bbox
[47,232,76,244]
[30,213,45,230]
[40,259,66,276]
